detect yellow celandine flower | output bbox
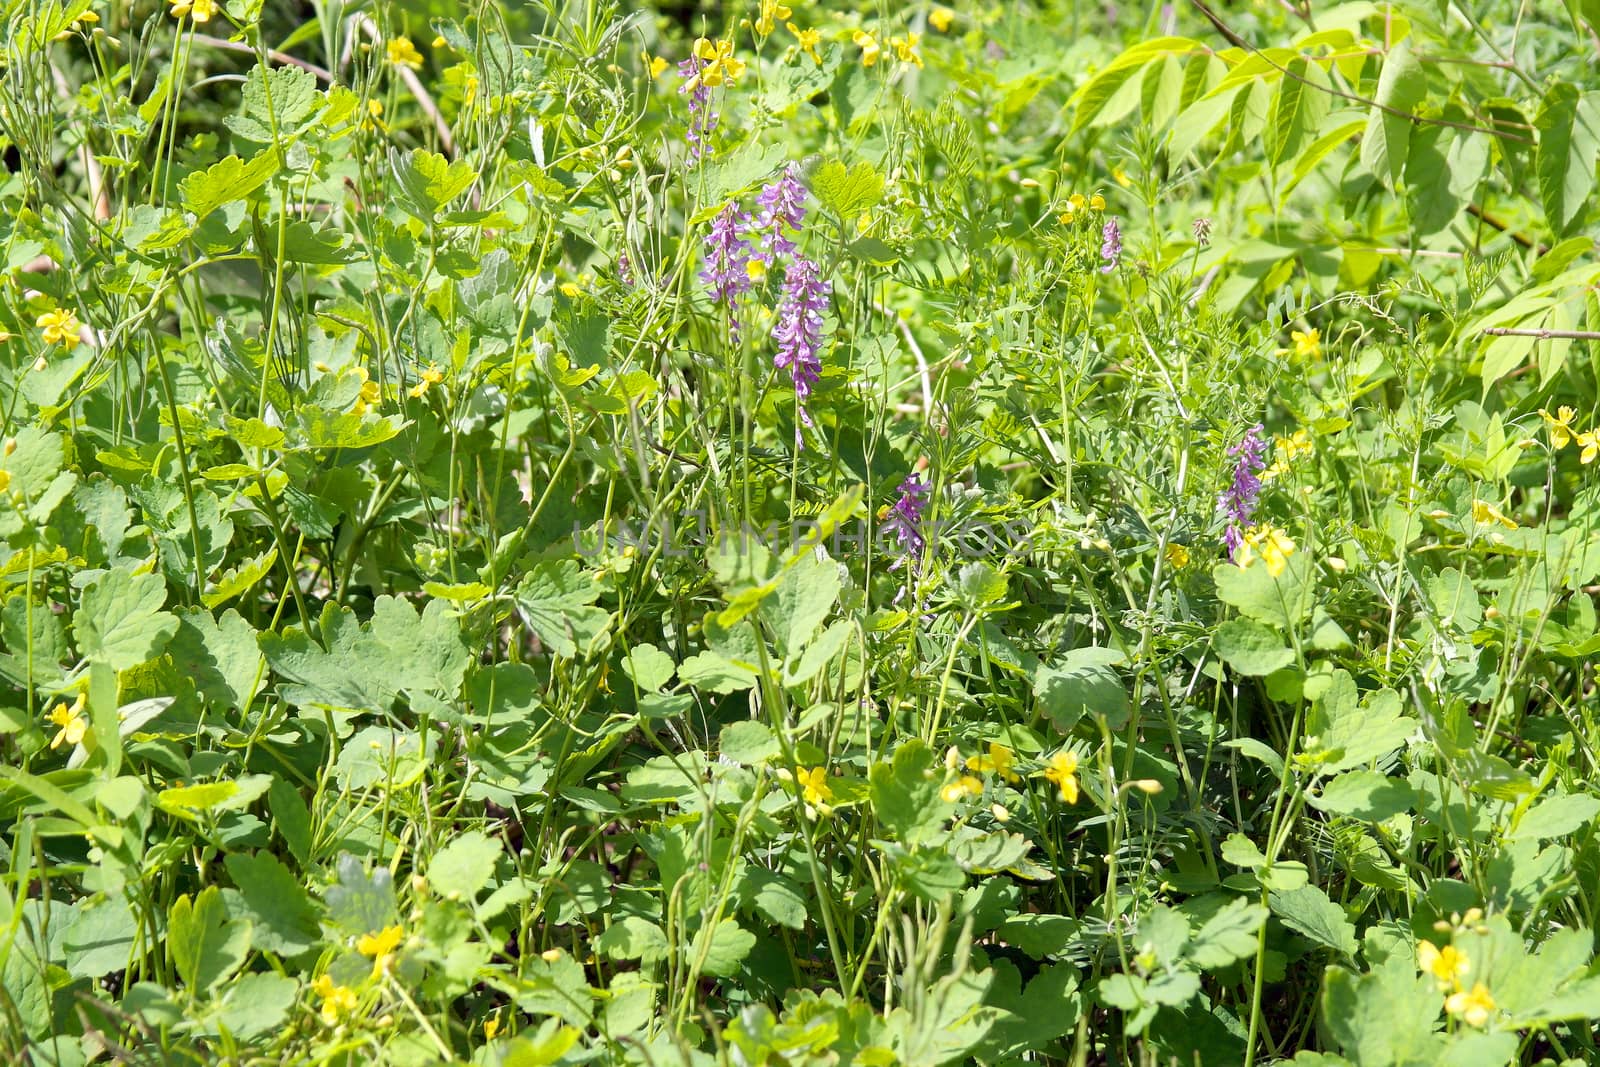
[386,37,424,70]
[940,774,983,802]
[796,766,832,805]
[930,6,954,32]
[1112,166,1132,187]
[1292,328,1322,359]
[484,1014,501,1040]
[1539,406,1576,450]
[788,23,821,64]
[356,924,403,959]
[47,693,88,751]
[36,308,83,351]
[1165,543,1190,569]
[1058,192,1088,224]
[755,0,791,36]
[1471,499,1517,530]
[1089,193,1106,211]
[312,974,359,1025]
[432,35,448,49]
[1261,429,1312,483]
[56,8,98,36]
[357,923,403,979]
[853,29,882,67]
[1237,524,1296,577]
[169,0,218,22]
[0,471,10,493]
[644,53,669,78]
[889,33,923,68]
[1041,751,1080,804]
[349,368,381,416]
[966,741,1019,783]
[1417,941,1469,990]
[408,365,445,398]
[1576,428,1600,465]
[689,38,746,88]
[1444,981,1495,1027]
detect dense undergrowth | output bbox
[2,0,1600,1063]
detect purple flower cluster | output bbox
[1100,217,1122,274]
[883,473,931,565]
[678,57,717,159]
[1219,424,1266,557]
[753,164,806,265]
[700,203,755,338]
[697,165,831,445]
[771,256,829,440]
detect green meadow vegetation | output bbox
[3,0,1600,1062]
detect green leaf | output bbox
[1267,58,1330,168]
[227,65,321,142]
[428,830,503,902]
[74,566,178,671]
[1033,646,1129,732]
[1212,553,1314,628]
[1534,84,1600,234]
[1509,792,1600,842]
[701,142,789,208]
[1303,674,1414,773]
[261,597,471,710]
[810,159,885,220]
[291,409,406,450]
[201,548,277,609]
[180,152,280,223]
[1215,618,1296,676]
[1185,898,1267,969]
[1321,958,1443,1065]
[594,916,669,963]
[215,972,298,1040]
[64,896,138,979]
[766,553,839,653]
[268,777,313,865]
[324,853,396,934]
[718,721,779,765]
[1308,771,1414,821]
[619,643,675,692]
[393,148,479,220]
[169,608,264,711]
[739,868,807,930]
[334,726,428,790]
[677,650,757,693]
[157,775,271,820]
[1358,40,1424,184]
[222,853,320,955]
[869,740,945,845]
[1269,884,1357,958]
[514,561,610,660]
[697,918,757,977]
[168,886,251,993]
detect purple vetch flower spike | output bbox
[883,473,931,565]
[1100,217,1123,274]
[700,203,755,337]
[753,163,807,265]
[1219,423,1266,558]
[771,256,830,444]
[678,57,718,158]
